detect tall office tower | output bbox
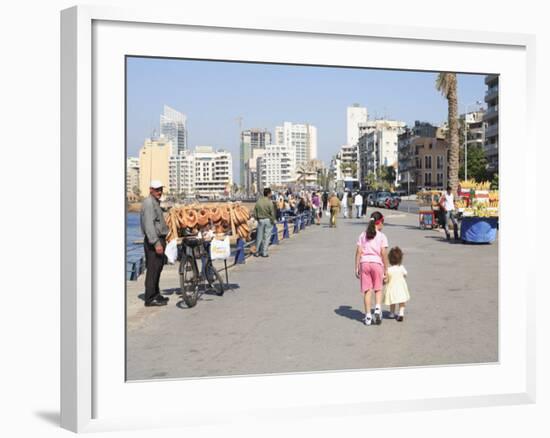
[347,104,368,146]
[240,128,272,186]
[160,105,187,155]
[274,122,317,177]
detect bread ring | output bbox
[197,208,209,227]
[185,208,198,228]
[221,206,230,222]
[177,208,187,229]
[241,206,250,220]
[210,207,221,223]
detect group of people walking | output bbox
[355,211,411,325]
[139,179,411,321]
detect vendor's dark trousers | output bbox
[144,236,166,303]
[444,211,459,239]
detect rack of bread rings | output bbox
[455,180,499,218]
[164,203,252,243]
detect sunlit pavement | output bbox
[126,210,497,380]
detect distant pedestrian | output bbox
[328,192,341,228]
[254,187,277,257]
[322,191,329,211]
[383,247,411,321]
[347,191,354,218]
[140,180,170,307]
[354,192,363,218]
[312,191,321,225]
[355,211,389,325]
[439,185,459,240]
[342,191,349,218]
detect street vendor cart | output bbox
[416,190,442,229]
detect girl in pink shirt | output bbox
[355,211,389,325]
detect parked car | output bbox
[367,192,377,206]
[390,192,402,203]
[375,191,392,207]
[385,195,400,210]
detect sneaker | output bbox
[364,315,373,326]
[396,315,404,322]
[374,311,382,325]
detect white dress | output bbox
[383,265,411,305]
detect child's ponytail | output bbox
[366,211,384,240]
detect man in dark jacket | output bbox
[253,187,277,257]
[140,180,170,307]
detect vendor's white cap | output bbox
[150,180,164,189]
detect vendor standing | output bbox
[439,185,459,241]
[140,180,170,307]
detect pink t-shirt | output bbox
[357,230,388,265]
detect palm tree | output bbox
[436,73,459,195]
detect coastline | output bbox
[128,202,142,213]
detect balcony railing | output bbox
[485,124,499,138]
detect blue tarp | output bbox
[460,216,499,243]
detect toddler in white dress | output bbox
[383,247,410,321]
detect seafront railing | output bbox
[126,211,317,281]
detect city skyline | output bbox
[126,57,487,180]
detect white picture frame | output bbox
[60,5,537,433]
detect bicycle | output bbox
[178,235,225,308]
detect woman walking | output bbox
[355,211,389,325]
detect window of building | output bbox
[425,156,432,169]
[437,173,444,186]
[437,155,444,169]
[425,172,432,186]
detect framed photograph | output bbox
[61,5,536,433]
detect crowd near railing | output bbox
[126,210,317,281]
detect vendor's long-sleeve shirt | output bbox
[254,196,277,224]
[140,195,169,245]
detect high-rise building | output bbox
[160,105,187,155]
[274,122,317,177]
[138,137,172,196]
[484,75,499,174]
[240,128,272,186]
[193,146,233,197]
[347,104,368,146]
[357,119,406,183]
[168,147,233,198]
[168,152,195,197]
[126,157,140,198]
[257,144,293,192]
[244,148,267,196]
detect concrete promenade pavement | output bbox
[126,210,498,380]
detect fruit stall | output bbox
[455,180,499,243]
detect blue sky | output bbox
[126,57,487,178]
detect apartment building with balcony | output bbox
[257,144,293,192]
[168,146,233,198]
[357,119,405,184]
[484,75,499,174]
[397,121,448,192]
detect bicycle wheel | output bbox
[179,256,200,308]
[204,261,225,296]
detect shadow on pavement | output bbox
[334,305,365,323]
[335,306,398,324]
